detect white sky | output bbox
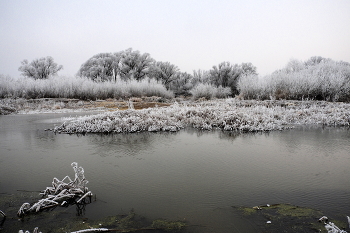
[1,0,350,78]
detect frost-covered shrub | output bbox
[0,75,174,100]
[237,59,350,102]
[190,83,231,100]
[127,78,174,99]
[190,83,215,100]
[215,86,232,98]
[237,74,267,100]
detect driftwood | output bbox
[18,227,42,233]
[0,210,5,217]
[0,210,6,229]
[18,217,187,233]
[17,162,92,218]
[325,222,347,233]
[20,227,179,233]
[69,227,165,232]
[320,216,350,233]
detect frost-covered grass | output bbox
[190,83,231,100]
[0,75,174,100]
[0,98,92,114]
[237,60,350,102]
[53,99,350,134]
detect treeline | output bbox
[2,51,350,102]
[76,48,257,97]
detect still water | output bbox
[0,113,349,232]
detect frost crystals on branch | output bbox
[319,216,349,233]
[17,162,92,218]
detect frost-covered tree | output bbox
[149,61,179,89]
[18,56,63,79]
[78,53,121,81]
[192,69,211,85]
[240,62,257,75]
[209,62,242,95]
[168,72,193,96]
[191,62,257,96]
[78,49,154,82]
[304,56,330,67]
[119,48,154,81]
[210,62,234,87]
[284,59,306,73]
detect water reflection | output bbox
[75,198,92,216]
[84,131,178,157]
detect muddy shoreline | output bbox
[0,97,173,115]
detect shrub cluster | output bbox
[53,99,350,134]
[189,83,231,100]
[0,75,174,100]
[238,59,350,102]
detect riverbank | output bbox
[0,97,172,115]
[1,98,349,133]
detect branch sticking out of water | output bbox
[17,162,92,218]
[0,210,5,217]
[320,216,349,233]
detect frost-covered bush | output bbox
[190,83,215,100]
[0,75,174,100]
[126,78,174,99]
[215,86,232,98]
[237,59,350,102]
[190,83,231,100]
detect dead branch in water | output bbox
[17,162,92,218]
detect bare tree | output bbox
[18,56,63,79]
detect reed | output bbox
[0,75,174,100]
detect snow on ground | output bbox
[53,99,350,134]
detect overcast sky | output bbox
[1,0,350,78]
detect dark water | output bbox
[0,113,349,232]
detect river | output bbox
[0,112,349,232]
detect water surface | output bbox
[0,113,349,232]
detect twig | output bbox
[69,227,160,233]
[0,210,6,228]
[77,191,92,203]
[70,228,109,233]
[0,210,5,217]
